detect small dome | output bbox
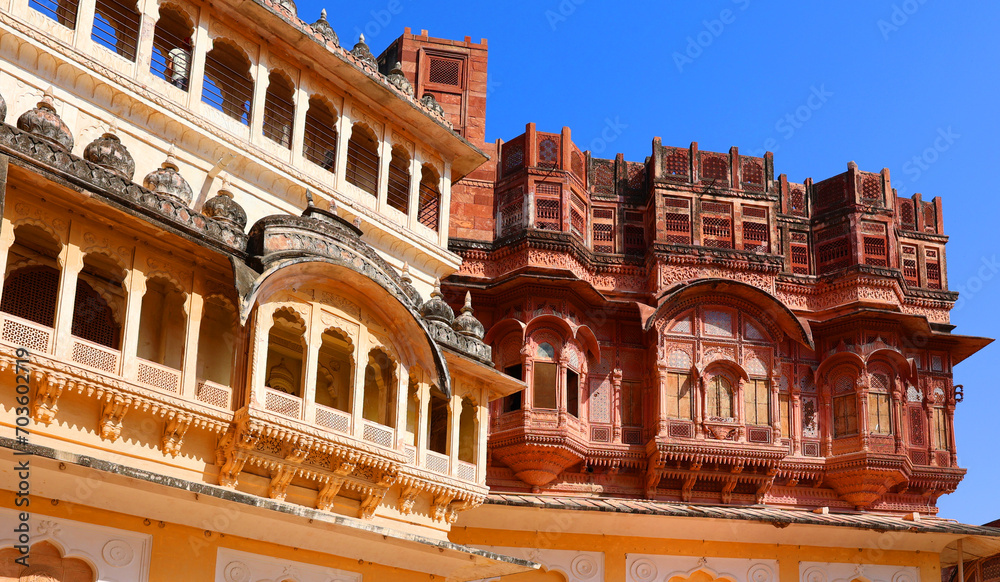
[421,93,445,117]
[17,94,73,152]
[83,131,135,180]
[311,9,338,46]
[452,292,485,340]
[203,179,247,229]
[143,149,193,204]
[266,358,296,394]
[420,278,454,325]
[0,91,7,123]
[274,0,295,16]
[386,61,414,96]
[351,34,377,68]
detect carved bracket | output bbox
[99,395,131,442]
[161,413,193,457]
[32,373,66,425]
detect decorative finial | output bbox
[359,33,365,43]
[163,143,179,170]
[353,216,362,228]
[463,291,473,312]
[328,199,337,213]
[432,277,442,297]
[400,262,412,283]
[320,8,326,17]
[305,189,315,207]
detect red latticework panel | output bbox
[417,182,441,231]
[902,245,918,285]
[623,427,642,445]
[428,56,462,86]
[900,199,916,229]
[789,187,807,216]
[592,207,615,253]
[927,261,942,289]
[71,280,120,349]
[982,556,1000,582]
[748,426,771,443]
[923,204,937,233]
[591,425,611,442]
[502,136,525,177]
[741,158,764,192]
[909,448,928,465]
[700,154,729,184]
[668,421,693,438]
[909,406,925,446]
[592,160,615,195]
[1,266,58,327]
[535,198,561,231]
[743,205,767,219]
[791,243,810,274]
[742,221,768,252]
[571,150,585,183]
[863,236,888,267]
[498,187,524,236]
[663,148,689,180]
[802,441,821,457]
[570,206,585,238]
[625,162,645,196]
[624,225,645,255]
[817,237,851,274]
[538,136,559,168]
[860,173,882,203]
[814,175,846,210]
[701,201,733,249]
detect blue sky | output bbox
[306,0,1000,523]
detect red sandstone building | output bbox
[380,29,991,515]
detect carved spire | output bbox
[419,278,454,325]
[452,291,485,340]
[351,34,377,68]
[311,9,339,46]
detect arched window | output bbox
[500,363,522,413]
[706,374,734,419]
[303,97,338,172]
[264,310,305,398]
[458,397,477,463]
[150,5,193,89]
[868,370,892,435]
[405,376,419,439]
[262,71,295,148]
[1,224,62,329]
[203,41,253,124]
[933,407,948,450]
[428,387,449,455]
[72,253,125,349]
[315,328,353,412]
[532,341,557,410]
[832,373,858,437]
[566,367,579,417]
[196,296,237,386]
[744,378,770,425]
[137,277,186,369]
[362,348,396,427]
[0,540,95,580]
[346,123,379,195]
[29,0,80,28]
[417,164,441,230]
[386,145,411,214]
[92,0,140,61]
[666,371,692,419]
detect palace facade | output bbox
[0,0,997,581]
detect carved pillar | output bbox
[334,103,353,192]
[857,374,870,450]
[119,248,148,379]
[393,366,409,448]
[301,304,322,423]
[448,392,460,478]
[520,344,533,417]
[892,377,905,454]
[696,374,707,440]
[406,152,421,231]
[248,303,277,408]
[611,367,623,443]
[946,401,957,467]
[179,284,203,398]
[925,396,936,466]
[656,362,669,438]
[186,10,211,109]
[736,378,746,442]
[74,0,99,56]
[290,82,308,167]
[790,389,802,455]
[375,131,391,214]
[0,216,15,308]
[51,233,84,359]
[476,389,488,483]
[415,380,430,467]
[133,0,159,80]
[351,326,369,439]
[438,159,452,247]
[249,47,270,145]
[820,381,833,457]
[770,374,782,441]
[556,353,568,427]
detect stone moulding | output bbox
[0,121,247,254]
[216,412,485,522]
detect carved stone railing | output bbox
[0,312,53,354]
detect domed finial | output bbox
[452,290,485,339]
[421,93,445,117]
[351,34,376,68]
[353,216,362,228]
[143,146,193,205]
[311,9,338,46]
[17,91,74,152]
[163,143,179,170]
[386,60,414,96]
[329,198,337,213]
[83,126,136,180]
[420,277,455,325]
[400,262,412,284]
[432,278,442,297]
[305,189,315,207]
[203,176,247,229]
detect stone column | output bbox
[119,248,147,379]
[290,81,309,167]
[249,46,270,145]
[302,305,322,423]
[133,0,159,80]
[334,109,353,194]
[892,378,905,453]
[51,234,84,360]
[448,392,460,478]
[770,375,781,442]
[186,9,211,109]
[393,366,409,449]
[406,153,421,231]
[0,215,16,308]
[790,390,802,455]
[351,326,369,439]
[655,362,669,438]
[375,132,391,214]
[611,367,623,443]
[857,374,870,450]
[247,303,276,409]
[476,390,488,484]
[415,380,430,467]
[438,160,452,247]
[179,284,203,399]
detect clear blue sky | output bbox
[304,0,1000,523]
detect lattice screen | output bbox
[1,266,59,327]
[592,208,615,253]
[701,201,733,249]
[663,197,691,244]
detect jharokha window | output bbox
[202,41,254,125]
[73,253,126,350]
[30,0,80,28]
[92,0,141,61]
[706,374,734,419]
[417,164,442,231]
[264,310,306,398]
[362,348,397,428]
[303,97,339,172]
[665,371,692,419]
[868,371,892,435]
[744,378,770,426]
[386,146,411,215]
[150,5,193,90]
[532,342,557,409]
[262,71,295,148]
[832,373,858,437]
[346,123,380,196]
[315,328,354,412]
[1,225,62,330]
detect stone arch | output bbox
[0,540,96,581]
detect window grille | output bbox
[701,201,733,249]
[663,197,691,244]
[663,148,689,180]
[700,154,729,184]
[1,266,59,327]
[30,0,79,28]
[150,6,192,90]
[346,124,379,196]
[72,280,120,349]
[386,147,410,214]
[262,72,295,148]
[538,137,559,169]
[202,42,253,124]
[303,98,338,172]
[427,56,462,86]
[741,158,764,192]
[417,167,440,231]
[592,207,615,253]
[92,0,140,61]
